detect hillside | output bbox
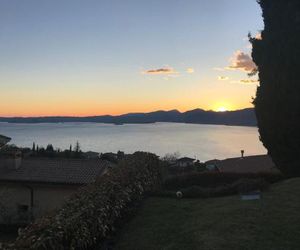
[0,108,256,127]
[115,178,300,250]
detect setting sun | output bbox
[216,107,228,112]
[212,102,235,112]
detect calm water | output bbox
[0,122,266,161]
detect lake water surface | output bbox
[0,122,266,161]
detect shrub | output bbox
[233,178,269,194]
[167,165,196,175]
[9,152,162,250]
[153,178,270,199]
[163,172,283,190]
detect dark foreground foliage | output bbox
[153,178,270,199]
[6,152,162,250]
[252,0,300,176]
[163,172,283,190]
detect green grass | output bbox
[115,178,300,250]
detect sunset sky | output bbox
[0,0,263,117]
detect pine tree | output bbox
[252,0,300,176]
[74,141,80,153]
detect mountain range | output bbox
[0,108,257,127]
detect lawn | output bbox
[115,178,300,250]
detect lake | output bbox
[0,122,266,161]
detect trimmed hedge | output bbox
[153,178,270,199]
[163,172,283,190]
[8,152,162,250]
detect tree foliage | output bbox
[252,0,300,176]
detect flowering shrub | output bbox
[8,152,162,250]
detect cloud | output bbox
[213,67,225,72]
[227,50,257,72]
[186,68,194,74]
[230,79,259,85]
[246,43,252,50]
[218,76,229,81]
[255,33,262,40]
[142,67,178,75]
[239,79,259,84]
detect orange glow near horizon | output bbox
[0,102,251,117]
[0,82,253,117]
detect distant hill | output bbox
[0,108,257,127]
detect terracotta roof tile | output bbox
[215,155,279,173]
[0,158,110,184]
[0,134,11,147]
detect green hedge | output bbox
[153,178,270,199]
[163,172,283,190]
[8,152,162,250]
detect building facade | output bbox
[0,157,110,225]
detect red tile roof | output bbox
[0,135,11,147]
[0,158,110,185]
[207,155,280,174]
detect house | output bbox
[176,157,196,168]
[100,151,125,163]
[205,159,221,172]
[0,156,111,225]
[0,135,11,149]
[205,154,279,174]
[83,151,100,159]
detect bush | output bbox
[153,178,270,199]
[163,172,283,190]
[9,152,162,250]
[233,178,269,194]
[167,165,196,175]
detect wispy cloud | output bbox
[231,79,259,85]
[239,79,259,84]
[227,50,257,72]
[218,76,229,81]
[186,68,195,74]
[213,67,225,72]
[142,67,178,75]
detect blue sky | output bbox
[0,0,263,116]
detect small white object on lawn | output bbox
[176,191,183,199]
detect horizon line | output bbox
[0,107,254,119]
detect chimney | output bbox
[241,150,245,159]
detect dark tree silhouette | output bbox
[74,141,80,153]
[252,0,300,176]
[46,144,54,152]
[74,141,82,158]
